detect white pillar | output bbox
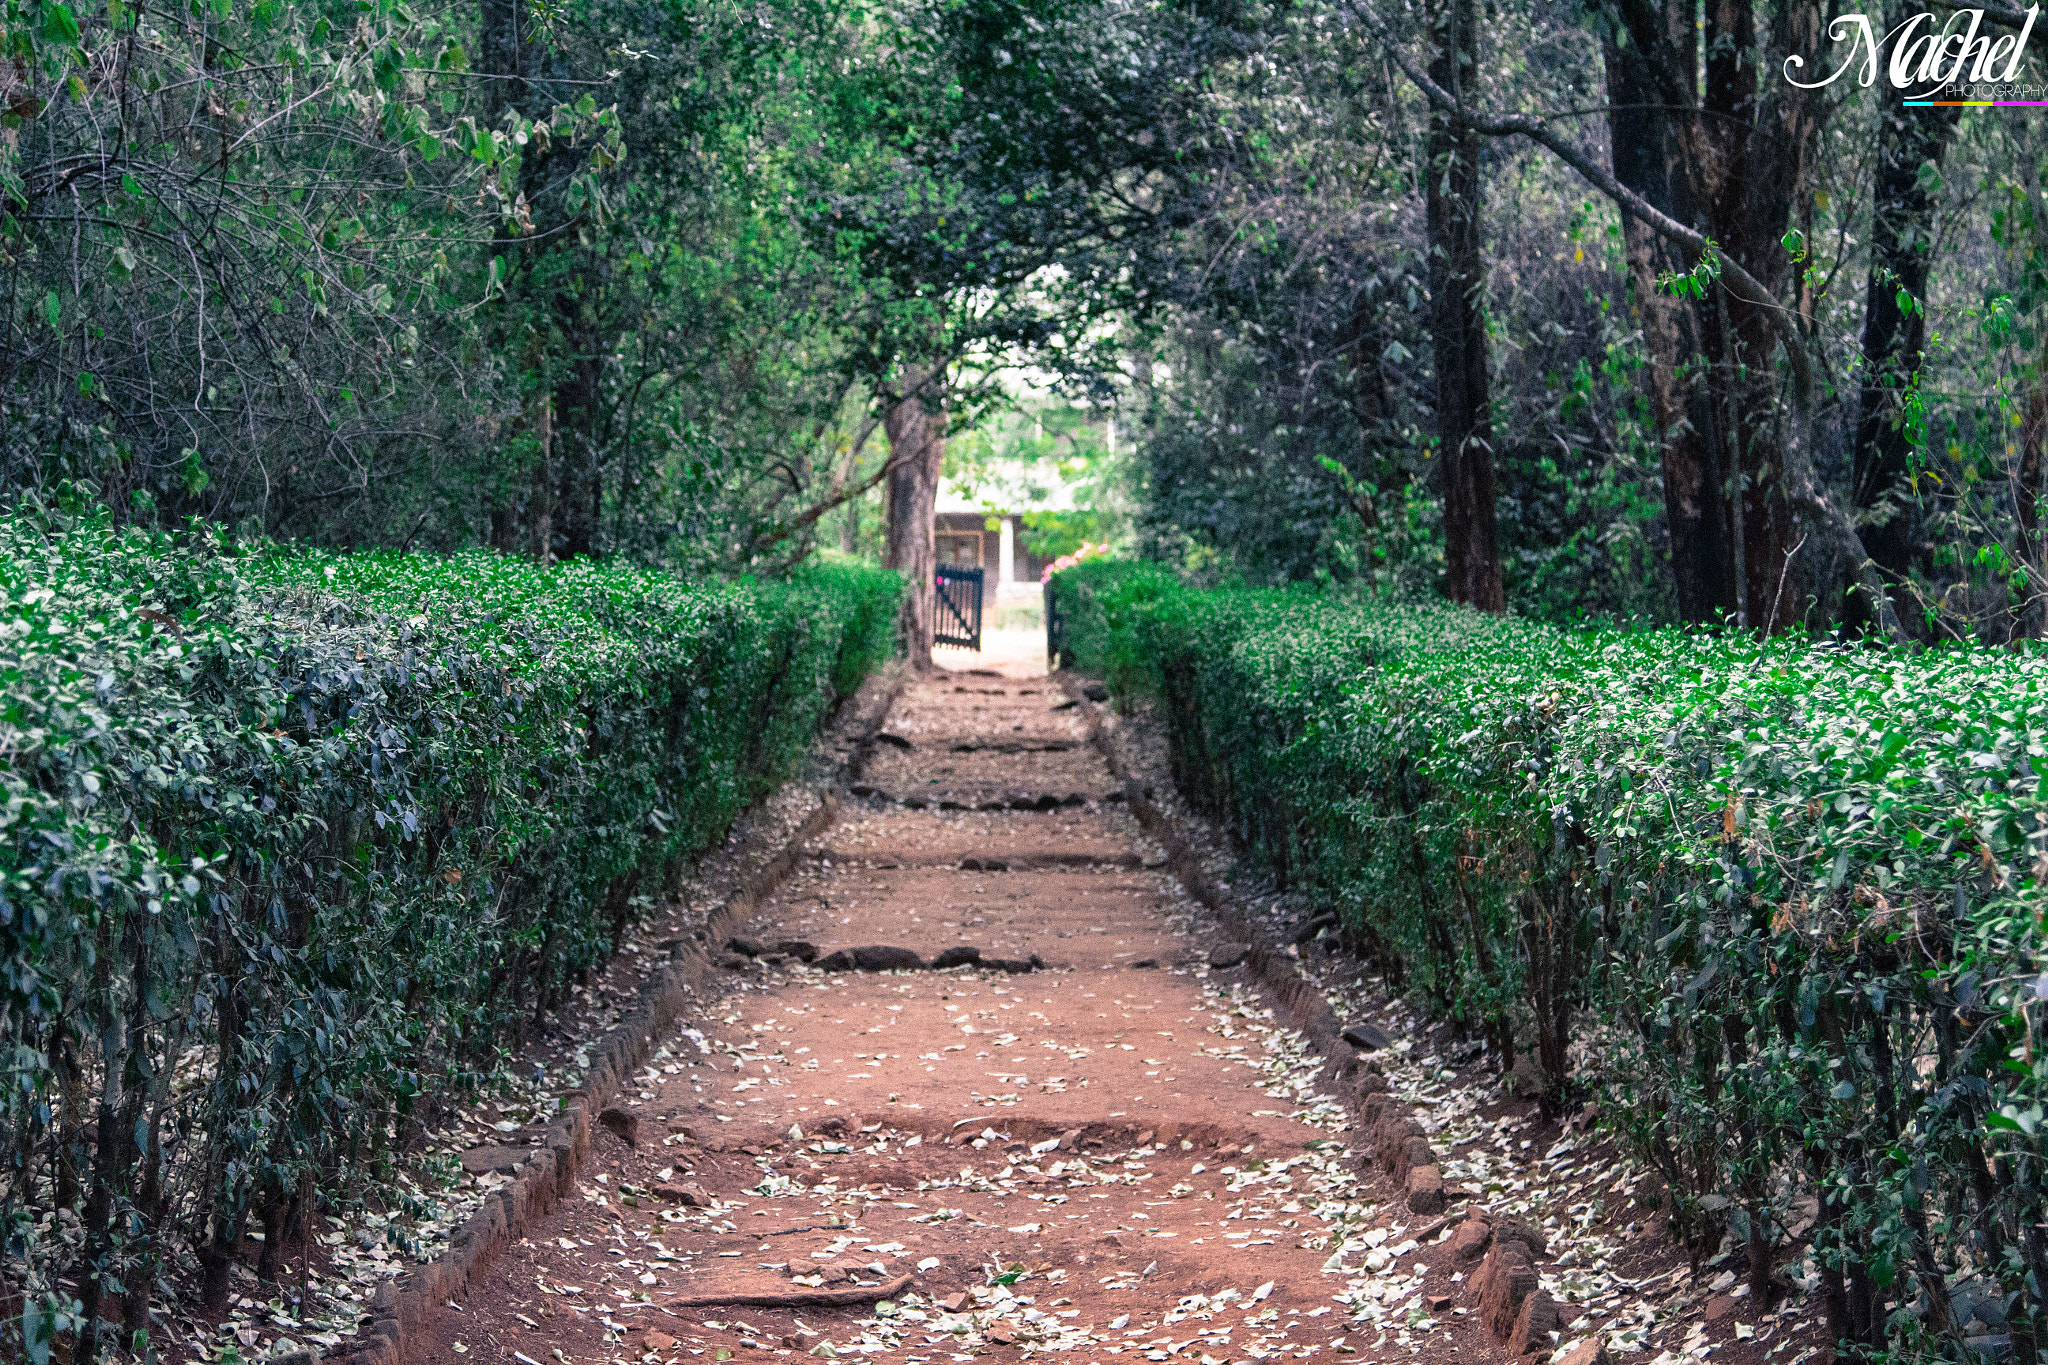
[999,516,1016,585]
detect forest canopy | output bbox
[0,0,2043,634]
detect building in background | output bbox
[932,460,1080,597]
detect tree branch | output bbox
[742,365,952,559]
[1957,0,2035,28]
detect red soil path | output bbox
[407,665,1502,1365]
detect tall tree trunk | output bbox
[73,915,127,1364]
[1604,15,1737,623]
[833,432,864,554]
[1425,0,1502,612]
[1850,43,1958,625]
[1699,0,1778,631]
[1342,308,1403,570]
[1597,0,1825,630]
[2017,148,2048,639]
[553,306,607,560]
[483,0,600,564]
[482,0,549,557]
[885,369,944,669]
[532,394,555,564]
[2023,374,2045,609]
[1710,0,1825,631]
[479,0,531,118]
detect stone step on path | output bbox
[407,664,1530,1365]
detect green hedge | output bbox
[0,504,899,1356]
[1054,558,2048,1362]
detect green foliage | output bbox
[470,0,903,569]
[800,0,1227,402]
[1054,559,2048,1354]
[1045,556,1180,694]
[1018,510,1104,560]
[0,499,898,1344]
[945,404,1119,531]
[0,0,619,540]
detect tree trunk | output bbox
[1850,51,1958,623]
[553,310,607,560]
[1424,0,1502,613]
[884,369,944,669]
[482,0,545,557]
[1604,19,1737,623]
[832,425,864,555]
[532,395,555,564]
[2018,149,2048,642]
[1713,0,1826,631]
[1593,0,1825,630]
[73,915,128,1364]
[2020,349,2048,640]
[479,0,531,118]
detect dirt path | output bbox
[411,661,1506,1365]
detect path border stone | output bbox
[330,668,909,1365]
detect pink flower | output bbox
[1040,543,1109,584]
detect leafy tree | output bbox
[0,0,613,540]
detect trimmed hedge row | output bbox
[1053,559,2048,1362]
[0,505,899,1358]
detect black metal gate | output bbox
[934,565,984,651]
[1044,578,1063,669]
